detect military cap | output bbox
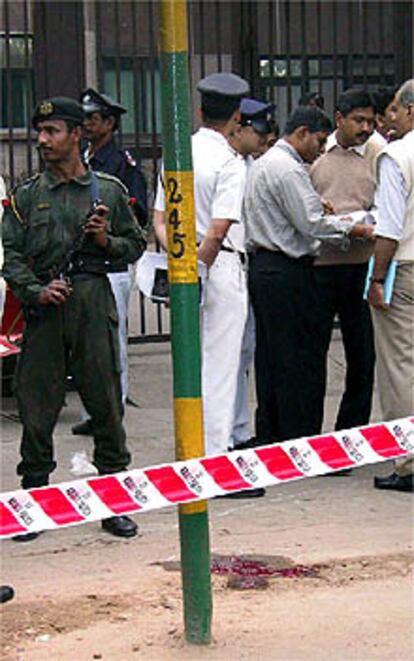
[80,88,127,117]
[32,97,85,128]
[240,98,275,134]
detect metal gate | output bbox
[2,0,413,340]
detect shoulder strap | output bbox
[90,170,100,205]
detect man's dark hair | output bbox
[372,86,398,115]
[201,94,241,124]
[298,92,325,109]
[64,120,80,132]
[96,110,120,132]
[335,88,374,116]
[284,106,333,135]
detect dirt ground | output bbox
[1,337,414,660]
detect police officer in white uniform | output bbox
[154,72,250,456]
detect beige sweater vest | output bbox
[310,139,382,265]
[379,129,414,262]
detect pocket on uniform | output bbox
[25,213,50,257]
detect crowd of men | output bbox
[1,74,413,544]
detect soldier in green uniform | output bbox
[2,97,145,540]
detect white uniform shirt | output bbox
[154,127,247,245]
[375,155,408,241]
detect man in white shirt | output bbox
[154,72,250,457]
[369,79,414,493]
[227,98,275,454]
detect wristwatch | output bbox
[371,277,385,284]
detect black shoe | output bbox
[216,488,266,499]
[374,473,413,493]
[101,516,138,538]
[72,419,94,436]
[232,437,264,451]
[327,468,353,476]
[125,396,140,408]
[12,531,40,542]
[0,586,14,604]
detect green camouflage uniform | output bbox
[2,168,145,487]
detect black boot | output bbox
[13,475,48,542]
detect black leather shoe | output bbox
[72,419,94,436]
[327,468,353,476]
[0,586,14,604]
[374,473,413,493]
[101,516,138,538]
[232,437,264,451]
[125,396,140,408]
[216,488,266,499]
[12,531,40,542]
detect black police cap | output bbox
[32,97,85,128]
[240,98,276,134]
[80,88,127,117]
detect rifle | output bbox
[53,199,102,281]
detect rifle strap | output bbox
[90,170,100,205]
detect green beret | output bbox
[32,97,85,128]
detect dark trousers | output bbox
[314,264,375,431]
[15,276,130,486]
[249,250,325,443]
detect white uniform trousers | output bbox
[107,269,132,403]
[372,263,414,477]
[201,251,248,455]
[229,303,255,447]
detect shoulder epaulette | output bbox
[9,194,26,225]
[123,149,137,167]
[10,172,41,195]
[96,171,129,195]
[7,174,40,226]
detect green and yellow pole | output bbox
[159,0,212,645]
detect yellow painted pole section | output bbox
[160,0,188,52]
[164,170,198,285]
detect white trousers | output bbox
[201,251,248,455]
[372,263,414,477]
[80,269,131,420]
[108,269,132,403]
[230,303,255,447]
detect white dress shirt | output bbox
[375,155,408,242]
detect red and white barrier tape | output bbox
[1,417,413,539]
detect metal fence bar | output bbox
[94,0,103,88]
[378,1,385,83]
[215,0,222,72]
[317,0,323,97]
[332,0,338,108]
[130,0,141,157]
[300,0,306,99]
[362,2,368,88]
[199,0,205,79]
[284,0,292,113]
[4,0,15,186]
[347,1,354,87]
[23,0,33,177]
